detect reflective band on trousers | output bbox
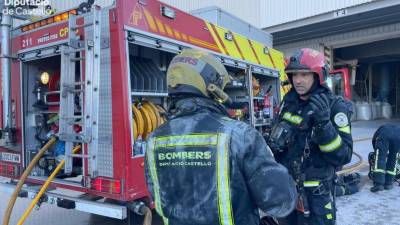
[373,169,385,173]
[338,126,351,134]
[387,154,400,175]
[319,135,342,152]
[374,150,379,171]
[282,112,303,125]
[304,181,320,187]
[386,170,396,175]
[148,133,234,225]
[146,138,169,225]
[155,134,218,148]
[217,133,235,225]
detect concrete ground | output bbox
[1,119,399,225]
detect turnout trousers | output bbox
[373,138,399,186]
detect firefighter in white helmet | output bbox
[144,48,296,225]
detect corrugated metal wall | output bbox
[161,0,373,28]
[261,0,374,28]
[160,0,262,27]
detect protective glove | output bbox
[309,93,330,128]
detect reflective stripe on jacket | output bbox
[145,97,297,225]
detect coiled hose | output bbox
[17,145,81,225]
[2,137,57,225]
[336,137,372,175]
[336,151,364,175]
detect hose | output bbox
[17,145,81,225]
[335,137,373,175]
[353,137,372,142]
[143,206,152,225]
[2,137,57,225]
[336,151,364,175]
[127,202,153,225]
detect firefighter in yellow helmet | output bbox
[144,49,296,225]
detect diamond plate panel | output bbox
[94,9,113,177]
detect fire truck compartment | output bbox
[128,43,174,95]
[21,54,83,183]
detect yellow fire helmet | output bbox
[167,49,232,103]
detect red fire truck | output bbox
[328,68,352,100]
[0,0,286,222]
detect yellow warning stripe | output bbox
[143,9,158,32]
[146,16,285,77]
[173,29,182,40]
[213,25,242,59]
[181,33,188,41]
[269,47,287,84]
[249,40,270,68]
[206,22,227,55]
[233,34,258,63]
[248,40,261,65]
[155,17,166,34]
[188,36,220,51]
[150,18,217,51]
[164,24,174,37]
[269,48,285,71]
[231,35,245,60]
[265,46,276,68]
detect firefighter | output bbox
[335,173,360,197]
[269,48,353,225]
[144,49,297,225]
[370,124,400,192]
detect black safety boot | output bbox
[370,185,384,192]
[384,184,393,190]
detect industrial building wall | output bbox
[273,21,400,57]
[160,0,262,28]
[161,0,373,28]
[262,0,374,28]
[272,20,400,117]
